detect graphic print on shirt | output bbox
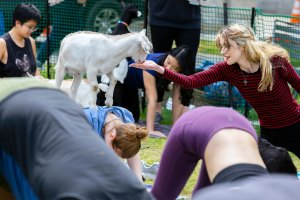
[15,52,31,76]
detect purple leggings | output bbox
[151,106,257,200]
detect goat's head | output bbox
[131,29,152,63]
[121,4,142,24]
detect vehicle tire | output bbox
[85,1,122,34]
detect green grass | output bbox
[140,137,201,197]
[139,108,201,197]
[199,39,220,55]
[40,63,73,79]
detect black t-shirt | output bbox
[0,33,37,77]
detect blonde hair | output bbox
[216,24,290,92]
[113,123,148,158]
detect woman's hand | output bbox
[130,60,165,74]
[127,154,143,182]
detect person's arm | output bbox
[30,36,37,61]
[280,57,300,93]
[0,39,6,64]
[143,71,166,138]
[127,153,143,182]
[30,37,41,76]
[143,70,157,131]
[131,61,227,89]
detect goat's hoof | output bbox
[105,100,113,107]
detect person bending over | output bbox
[0,78,153,200]
[151,106,267,200]
[84,106,148,182]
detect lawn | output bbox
[140,137,201,197]
[139,108,201,197]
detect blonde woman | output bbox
[131,24,300,158]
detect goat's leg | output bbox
[98,74,109,92]
[70,74,82,101]
[86,72,99,109]
[98,83,109,92]
[105,74,117,107]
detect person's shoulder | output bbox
[28,36,36,44]
[270,56,288,67]
[0,38,6,57]
[0,37,6,47]
[146,53,164,62]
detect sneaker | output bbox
[154,112,164,123]
[141,160,159,180]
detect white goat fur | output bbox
[55,29,152,108]
[48,79,107,108]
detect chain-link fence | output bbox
[1,1,300,123]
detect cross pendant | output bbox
[244,80,247,85]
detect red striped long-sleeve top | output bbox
[163,57,300,129]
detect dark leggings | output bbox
[260,120,300,158]
[150,25,200,106]
[213,164,267,184]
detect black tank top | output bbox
[0,33,36,77]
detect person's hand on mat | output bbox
[148,130,167,138]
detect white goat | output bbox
[55,29,152,108]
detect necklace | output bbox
[240,70,249,85]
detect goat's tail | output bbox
[54,57,65,88]
[55,39,66,88]
[58,36,67,55]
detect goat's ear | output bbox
[140,36,153,54]
[140,29,146,36]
